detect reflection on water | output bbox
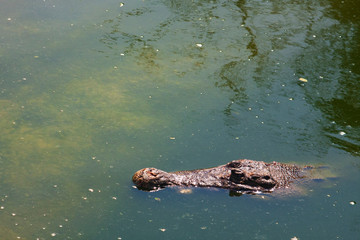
[0,0,359,239]
[213,0,360,157]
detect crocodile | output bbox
[132,159,311,194]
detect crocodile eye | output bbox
[237,172,245,178]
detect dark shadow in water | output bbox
[214,0,360,157]
[314,1,360,156]
[329,0,360,24]
[215,61,248,105]
[214,0,257,113]
[235,0,258,58]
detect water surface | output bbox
[0,0,359,239]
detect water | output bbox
[0,0,359,239]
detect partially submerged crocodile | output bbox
[132,159,312,194]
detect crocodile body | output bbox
[132,159,308,193]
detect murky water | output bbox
[0,0,359,239]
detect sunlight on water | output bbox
[0,0,359,239]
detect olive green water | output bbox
[1,0,359,239]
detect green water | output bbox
[1,0,359,239]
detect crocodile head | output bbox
[132,167,169,191]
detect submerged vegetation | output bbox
[0,18,175,238]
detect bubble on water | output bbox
[339,131,346,136]
[349,201,356,205]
